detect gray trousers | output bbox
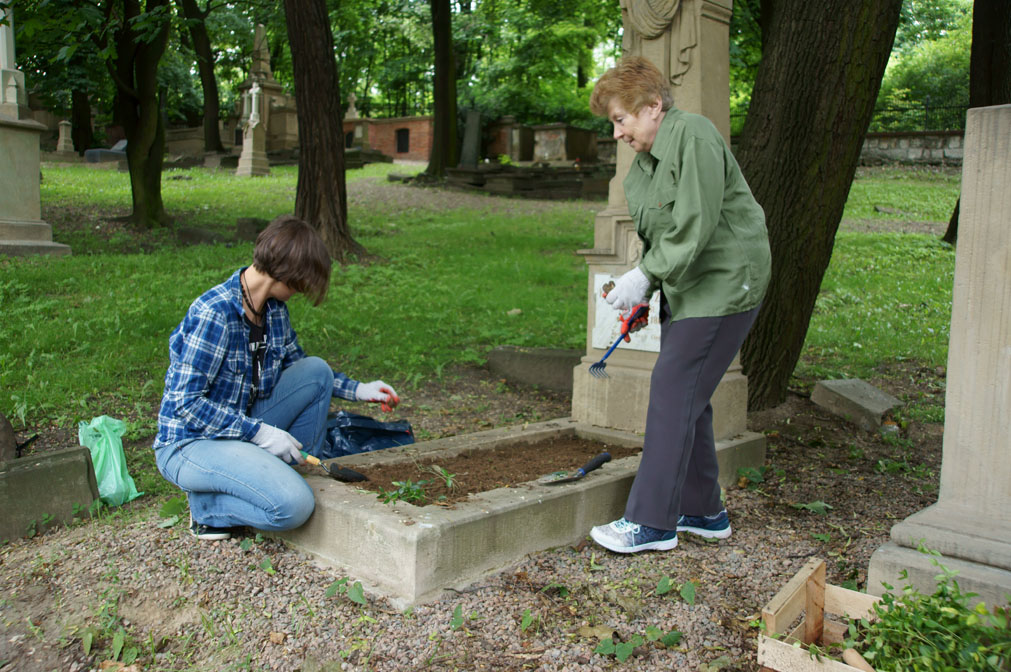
[624,301,760,530]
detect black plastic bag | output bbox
[312,411,415,460]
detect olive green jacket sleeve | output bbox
[623,109,771,321]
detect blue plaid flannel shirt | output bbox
[154,268,359,450]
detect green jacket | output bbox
[625,108,771,321]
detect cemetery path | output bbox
[1,359,945,672]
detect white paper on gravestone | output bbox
[591,273,662,353]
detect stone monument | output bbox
[235,80,269,177]
[0,7,71,256]
[346,92,359,120]
[867,105,1011,607]
[232,24,298,154]
[56,119,75,154]
[572,0,763,477]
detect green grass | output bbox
[842,166,961,222]
[3,162,958,455]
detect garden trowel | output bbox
[538,452,611,485]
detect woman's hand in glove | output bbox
[355,380,400,412]
[604,266,651,313]
[252,423,304,464]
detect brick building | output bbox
[343,116,433,162]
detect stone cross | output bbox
[0,6,28,119]
[346,92,359,119]
[251,24,272,79]
[248,81,261,128]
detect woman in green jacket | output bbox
[588,57,771,554]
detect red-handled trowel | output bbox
[538,452,611,485]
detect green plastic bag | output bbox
[78,416,143,507]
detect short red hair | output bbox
[589,56,674,117]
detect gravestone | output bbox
[346,92,359,120]
[458,108,481,168]
[571,0,762,472]
[235,80,269,177]
[867,105,1011,607]
[56,119,74,154]
[0,7,70,257]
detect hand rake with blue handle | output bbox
[588,302,650,378]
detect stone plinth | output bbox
[867,105,1011,607]
[56,119,74,154]
[811,379,902,433]
[1,447,100,541]
[0,115,71,256]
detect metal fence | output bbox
[729,100,969,136]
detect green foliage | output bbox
[873,3,971,131]
[377,480,429,505]
[324,577,367,605]
[846,547,1011,671]
[791,500,833,515]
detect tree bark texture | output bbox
[425,0,458,177]
[70,88,94,156]
[178,0,224,153]
[282,0,363,261]
[942,0,1011,245]
[112,0,172,229]
[736,0,903,410]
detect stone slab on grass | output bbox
[810,378,902,432]
[0,447,99,542]
[486,345,582,393]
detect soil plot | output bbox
[354,436,641,506]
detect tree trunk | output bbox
[178,0,224,153]
[70,88,94,156]
[737,0,903,410]
[114,0,172,229]
[425,0,458,177]
[942,0,1011,245]
[282,0,364,262]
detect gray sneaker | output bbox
[590,517,679,553]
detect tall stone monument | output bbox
[572,0,763,480]
[0,7,70,257]
[235,80,269,177]
[233,24,297,154]
[867,105,1011,607]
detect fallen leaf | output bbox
[269,631,286,645]
[578,624,617,640]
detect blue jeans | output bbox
[155,356,333,531]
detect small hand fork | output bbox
[588,303,649,378]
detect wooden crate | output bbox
[758,558,881,672]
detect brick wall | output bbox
[344,116,433,162]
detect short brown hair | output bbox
[253,215,331,305]
[589,56,674,118]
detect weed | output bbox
[377,479,429,504]
[520,608,539,633]
[425,464,460,491]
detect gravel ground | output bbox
[0,361,944,672]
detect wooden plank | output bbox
[758,635,863,672]
[804,561,826,644]
[763,558,826,635]
[825,584,880,621]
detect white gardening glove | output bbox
[252,423,304,464]
[355,380,400,412]
[604,266,651,314]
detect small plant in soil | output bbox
[425,464,460,491]
[377,479,430,504]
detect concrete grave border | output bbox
[278,417,764,608]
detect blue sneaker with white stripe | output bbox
[676,509,732,539]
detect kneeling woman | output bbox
[153,215,398,540]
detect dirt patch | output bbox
[352,436,641,506]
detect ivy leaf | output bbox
[680,581,696,605]
[645,625,662,641]
[347,581,366,605]
[661,630,683,647]
[656,575,672,595]
[111,628,125,661]
[594,637,615,655]
[450,604,463,630]
[324,578,348,598]
[259,557,275,575]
